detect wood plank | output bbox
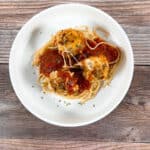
[0,140,150,150]
[0,30,18,64]
[0,64,150,142]
[0,0,150,27]
[0,0,150,64]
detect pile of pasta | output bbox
[33,26,121,102]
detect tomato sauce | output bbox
[39,50,64,76]
[77,38,119,63]
[57,71,76,94]
[89,44,119,62]
[58,71,71,79]
[71,68,90,93]
[58,69,90,94]
[76,73,90,93]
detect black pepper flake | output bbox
[59,100,61,102]
[78,102,83,105]
[66,103,71,106]
[57,105,59,107]
[41,96,44,99]
[32,85,34,88]
[93,104,95,107]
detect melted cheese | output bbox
[56,29,85,55]
[80,56,109,80]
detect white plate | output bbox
[9,4,134,127]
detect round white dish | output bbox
[9,3,134,127]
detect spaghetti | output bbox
[33,26,121,102]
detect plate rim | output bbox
[9,3,134,127]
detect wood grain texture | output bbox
[0,140,150,150]
[0,0,150,64]
[0,64,150,142]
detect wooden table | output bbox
[0,0,150,149]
